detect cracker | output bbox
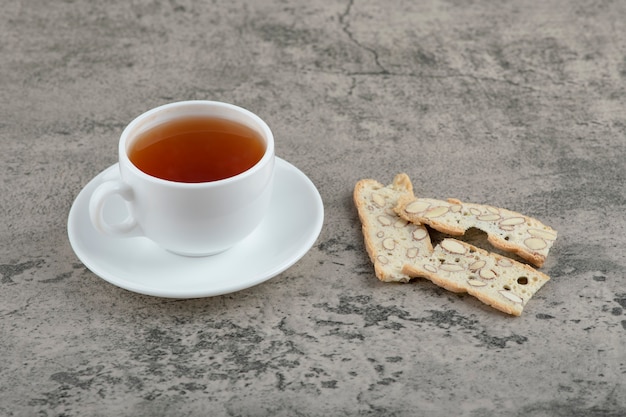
[395,196,557,267]
[402,238,550,316]
[353,174,433,282]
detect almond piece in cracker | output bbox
[402,238,550,316]
[395,196,557,267]
[354,174,433,282]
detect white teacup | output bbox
[89,101,275,256]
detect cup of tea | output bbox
[89,100,275,256]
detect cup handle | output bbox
[89,179,141,237]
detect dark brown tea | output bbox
[129,116,266,183]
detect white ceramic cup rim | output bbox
[118,100,275,188]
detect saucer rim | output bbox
[67,157,324,298]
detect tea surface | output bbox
[129,116,265,183]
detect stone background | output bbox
[1,0,625,416]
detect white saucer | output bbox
[67,157,324,298]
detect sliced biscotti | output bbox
[354,174,433,283]
[402,238,550,316]
[395,196,557,267]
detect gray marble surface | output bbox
[1,0,625,416]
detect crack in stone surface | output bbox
[339,0,389,75]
